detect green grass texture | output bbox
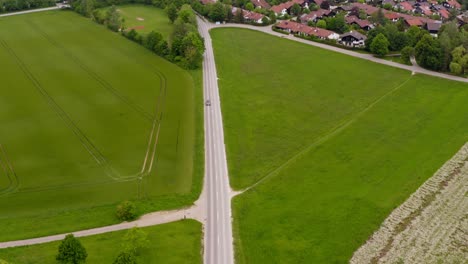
[0,10,203,241]
[0,220,202,264]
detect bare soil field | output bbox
[351,143,468,264]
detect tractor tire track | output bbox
[26,20,154,122]
[0,144,19,195]
[0,39,123,181]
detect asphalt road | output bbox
[198,17,235,264]
[0,6,59,17]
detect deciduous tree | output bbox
[56,234,87,264]
[370,33,390,57]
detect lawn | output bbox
[0,10,203,241]
[107,4,173,37]
[0,220,202,264]
[211,28,468,263]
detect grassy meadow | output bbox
[0,220,202,264]
[0,9,203,241]
[211,28,468,263]
[108,5,174,37]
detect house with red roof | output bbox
[443,0,462,9]
[200,0,216,5]
[345,15,373,30]
[405,18,424,27]
[250,0,270,9]
[399,1,415,12]
[231,7,267,24]
[275,20,339,39]
[350,3,379,15]
[385,12,400,22]
[438,9,450,20]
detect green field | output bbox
[115,5,174,36]
[211,28,468,263]
[0,10,202,241]
[0,220,202,264]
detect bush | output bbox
[449,62,462,75]
[122,227,150,256]
[56,234,87,264]
[400,46,414,65]
[113,251,137,264]
[116,201,137,221]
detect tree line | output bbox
[0,0,55,13]
[366,22,468,75]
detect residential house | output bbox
[426,21,442,36]
[405,17,424,27]
[443,0,461,9]
[271,0,307,16]
[398,1,415,12]
[339,31,367,47]
[456,12,468,26]
[300,9,335,23]
[345,15,373,30]
[385,12,400,22]
[350,3,379,16]
[438,8,450,20]
[231,7,267,24]
[200,0,216,4]
[275,20,339,39]
[250,0,270,9]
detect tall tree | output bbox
[209,2,228,22]
[56,234,87,264]
[122,227,150,256]
[290,3,301,16]
[370,33,390,57]
[166,4,178,23]
[106,5,123,32]
[415,34,442,70]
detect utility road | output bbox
[198,17,235,264]
[0,6,59,17]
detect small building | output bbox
[426,21,442,36]
[385,12,401,22]
[339,31,367,47]
[250,0,271,9]
[345,15,373,31]
[405,18,424,27]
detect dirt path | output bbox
[351,143,468,264]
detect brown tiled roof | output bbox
[250,0,270,9]
[400,1,414,11]
[385,12,400,20]
[439,9,449,19]
[200,0,216,4]
[350,3,379,15]
[405,18,424,26]
[276,20,336,38]
[446,0,461,8]
[345,16,371,28]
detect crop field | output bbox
[211,28,468,263]
[0,220,202,264]
[352,143,468,264]
[0,10,201,241]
